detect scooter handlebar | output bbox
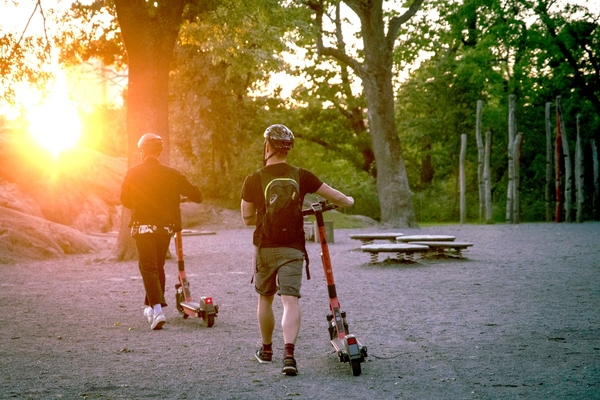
[302,201,338,216]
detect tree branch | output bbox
[308,0,365,77]
[386,0,425,49]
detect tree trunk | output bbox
[513,133,523,224]
[476,100,484,223]
[110,0,185,261]
[545,102,553,222]
[356,4,417,228]
[460,134,467,224]
[556,96,573,222]
[484,130,493,223]
[575,114,584,223]
[311,0,422,227]
[506,94,516,223]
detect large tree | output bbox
[111,0,186,260]
[305,0,424,227]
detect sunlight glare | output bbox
[28,72,82,157]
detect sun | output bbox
[28,72,82,157]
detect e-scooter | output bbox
[303,200,368,376]
[173,230,219,327]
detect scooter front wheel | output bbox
[350,359,362,376]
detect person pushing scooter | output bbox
[240,124,354,375]
[121,133,203,330]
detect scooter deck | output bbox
[180,301,201,312]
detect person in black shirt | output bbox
[121,133,202,330]
[241,124,354,375]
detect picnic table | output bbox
[360,243,429,264]
[411,241,473,258]
[349,233,405,245]
[395,235,456,242]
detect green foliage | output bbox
[287,139,380,220]
[394,0,600,223]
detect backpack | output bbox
[259,166,304,245]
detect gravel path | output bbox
[1,222,599,399]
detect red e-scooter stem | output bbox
[306,201,367,376]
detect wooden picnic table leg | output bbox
[369,252,379,264]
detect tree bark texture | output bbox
[111,0,185,261]
[506,94,516,223]
[476,100,484,223]
[484,130,493,223]
[545,102,553,222]
[575,115,584,223]
[556,96,573,222]
[460,134,467,224]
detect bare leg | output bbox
[281,295,300,345]
[257,294,275,345]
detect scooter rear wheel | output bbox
[203,314,215,327]
[175,291,187,317]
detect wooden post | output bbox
[592,139,599,220]
[513,133,523,224]
[545,102,554,222]
[506,94,516,223]
[476,100,484,223]
[556,96,573,222]
[555,102,564,222]
[575,115,584,223]
[484,130,493,223]
[460,134,467,224]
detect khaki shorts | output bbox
[254,247,304,297]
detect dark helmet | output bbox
[264,124,294,151]
[137,133,163,153]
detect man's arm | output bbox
[241,199,257,226]
[314,183,354,208]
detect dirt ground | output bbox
[1,221,599,399]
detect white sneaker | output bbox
[143,306,154,323]
[151,312,166,330]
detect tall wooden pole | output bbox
[506,95,516,223]
[476,100,484,223]
[484,131,493,223]
[513,133,523,224]
[460,134,467,224]
[545,102,554,222]
[592,139,599,220]
[556,96,573,222]
[575,115,584,223]
[555,101,564,222]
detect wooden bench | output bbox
[361,243,429,264]
[349,233,405,245]
[180,229,216,236]
[410,241,473,259]
[395,235,456,242]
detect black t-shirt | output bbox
[121,157,202,232]
[241,163,323,250]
